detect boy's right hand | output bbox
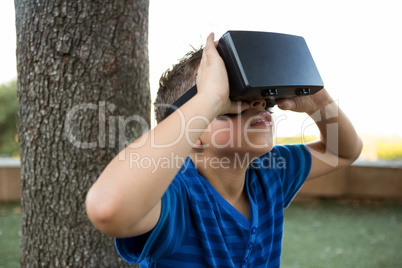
[196,33,249,117]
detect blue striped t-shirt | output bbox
[115,144,311,267]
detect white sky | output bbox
[2,0,402,137]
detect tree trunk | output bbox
[15,0,149,267]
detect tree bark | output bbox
[15,0,149,267]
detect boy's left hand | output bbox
[277,87,362,181]
[276,88,333,115]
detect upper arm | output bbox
[306,141,355,181]
[115,179,190,263]
[120,199,162,238]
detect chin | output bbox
[232,138,274,159]
[208,131,274,158]
[250,143,274,158]
[244,132,274,149]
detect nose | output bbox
[248,99,267,109]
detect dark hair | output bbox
[154,48,203,123]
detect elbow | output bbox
[85,188,122,237]
[353,136,363,162]
[345,136,363,165]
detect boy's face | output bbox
[197,99,274,158]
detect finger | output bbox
[276,99,295,111]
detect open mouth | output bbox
[249,111,273,127]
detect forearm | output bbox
[309,90,362,162]
[86,93,222,234]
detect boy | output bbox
[86,33,362,267]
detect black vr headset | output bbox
[163,31,324,120]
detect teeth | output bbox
[250,112,272,127]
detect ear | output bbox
[193,139,202,149]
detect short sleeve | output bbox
[272,144,312,207]
[115,175,190,264]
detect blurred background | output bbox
[1,0,401,267]
[1,0,402,160]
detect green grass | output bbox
[0,201,401,267]
[0,203,21,268]
[282,200,402,268]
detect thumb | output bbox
[227,101,250,114]
[205,33,215,50]
[203,33,217,59]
